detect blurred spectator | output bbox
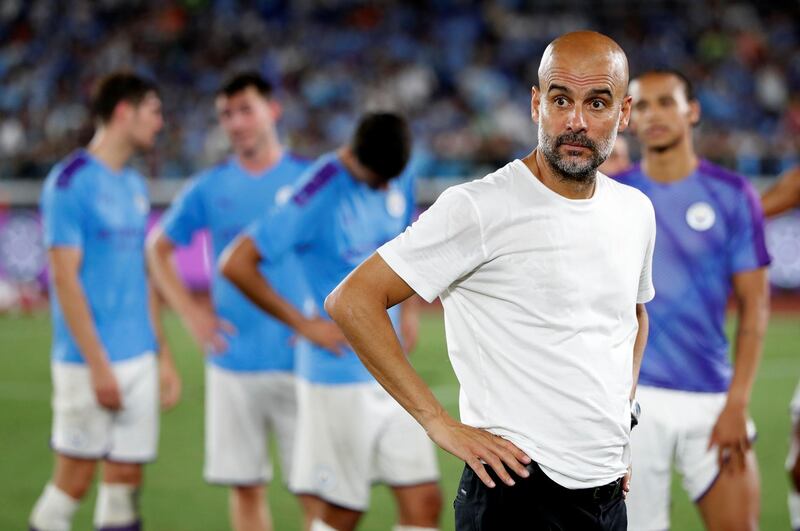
[0,0,799,180]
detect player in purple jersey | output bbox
[30,73,181,531]
[760,168,800,530]
[147,72,314,531]
[617,70,770,531]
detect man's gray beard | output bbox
[538,128,616,183]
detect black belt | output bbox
[528,463,624,504]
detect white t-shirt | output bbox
[378,159,656,489]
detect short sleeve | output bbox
[378,187,488,303]
[160,177,207,245]
[41,179,85,249]
[728,182,771,273]
[637,200,656,304]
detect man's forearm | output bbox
[327,284,449,430]
[219,236,306,330]
[631,303,648,400]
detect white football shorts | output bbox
[289,379,440,510]
[204,365,297,485]
[626,385,756,531]
[50,352,158,463]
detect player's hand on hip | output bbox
[298,317,349,356]
[90,362,122,411]
[426,415,532,488]
[158,351,182,411]
[622,466,632,499]
[708,402,750,473]
[185,306,235,355]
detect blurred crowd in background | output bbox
[1,0,799,180]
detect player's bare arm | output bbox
[146,227,235,354]
[709,267,769,471]
[631,303,649,400]
[219,233,347,354]
[147,279,181,410]
[48,247,121,410]
[326,252,532,489]
[761,165,800,218]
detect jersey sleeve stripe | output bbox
[55,152,89,188]
[292,162,337,206]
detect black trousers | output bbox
[453,462,627,530]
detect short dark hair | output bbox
[636,68,695,101]
[352,112,412,181]
[91,72,158,124]
[217,71,274,99]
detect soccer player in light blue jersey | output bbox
[30,72,181,531]
[618,70,770,531]
[220,113,442,531]
[146,72,311,531]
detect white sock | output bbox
[93,483,139,528]
[790,489,800,530]
[310,519,339,531]
[393,526,439,531]
[29,483,80,531]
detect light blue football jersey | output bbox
[248,152,416,384]
[41,150,157,364]
[615,160,770,393]
[160,154,310,372]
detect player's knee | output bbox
[232,484,264,507]
[94,483,140,530]
[791,463,800,492]
[103,462,142,485]
[398,484,442,525]
[54,460,96,499]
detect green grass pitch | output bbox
[1,311,798,530]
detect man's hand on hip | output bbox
[426,414,532,488]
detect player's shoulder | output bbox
[696,159,753,193]
[44,150,94,191]
[290,152,344,207]
[194,157,235,184]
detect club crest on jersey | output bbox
[386,189,406,218]
[275,185,294,206]
[134,194,150,215]
[686,201,715,231]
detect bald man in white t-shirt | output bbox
[326,31,654,530]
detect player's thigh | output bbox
[673,391,756,502]
[625,386,678,531]
[108,353,159,463]
[696,451,759,531]
[51,360,113,459]
[289,380,376,511]
[262,372,299,479]
[102,460,143,485]
[53,453,98,498]
[204,364,271,485]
